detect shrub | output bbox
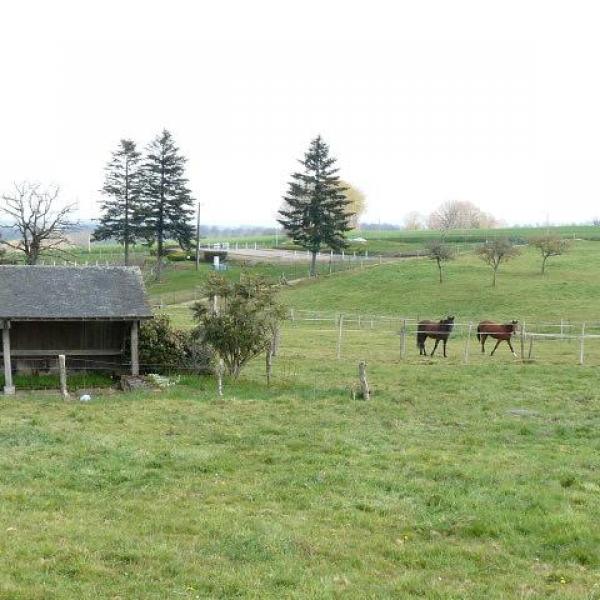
[138,315,213,375]
[192,273,285,378]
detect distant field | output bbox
[14,224,591,263]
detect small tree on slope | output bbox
[191,274,285,379]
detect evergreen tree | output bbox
[278,136,352,276]
[93,139,143,265]
[141,129,194,280]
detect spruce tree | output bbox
[278,136,352,276]
[141,129,194,280]
[93,139,143,265]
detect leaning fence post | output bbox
[579,322,586,365]
[464,322,472,364]
[336,314,344,359]
[358,361,370,400]
[58,354,68,399]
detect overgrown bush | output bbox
[192,273,285,378]
[137,315,213,374]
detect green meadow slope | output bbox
[281,241,600,323]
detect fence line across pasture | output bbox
[281,309,600,366]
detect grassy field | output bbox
[1,364,600,599]
[2,236,600,598]
[279,241,600,324]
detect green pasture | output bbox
[2,231,600,598]
[1,359,599,598]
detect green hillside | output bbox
[281,241,600,324]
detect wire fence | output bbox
[282,309,600,366]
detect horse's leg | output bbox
[481,334,487,353]
[490,339,501,356]
[507,338,517,357]
[431,339,440,356]
[443,338,447,357]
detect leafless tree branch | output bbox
[0,182,78,264]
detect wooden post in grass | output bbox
[358,361,370,400]
[528,334,534,359]
[464,321,473,364]
[579,323,586,365]
[58,354,68,399]
[520,321,526,362]
[217,359,224,396]
[336,314,344,359]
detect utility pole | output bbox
[195,201,201,271]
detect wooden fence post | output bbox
[528,334,534,359]
[217,359,224,396]
[358,361,370,400]
[520,321,526,361]
[336,314,344,359]
[464,321,472,364]
[579,323,586,365]
[58,354,68,399]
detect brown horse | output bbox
[477,320,519,356]
[417,316,455,357]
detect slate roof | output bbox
[0,266,153,320]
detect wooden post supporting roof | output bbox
[2,320,15,395]
[131,320,139,376]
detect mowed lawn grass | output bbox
[1,363,600,599]
[281,241,600,324]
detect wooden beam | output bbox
[131,320,139,376]
[0,349,122,357]
[2,321,14,395]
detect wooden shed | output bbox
[0,266,153,394]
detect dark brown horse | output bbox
[417,316,455,357]
[477,320,519,356]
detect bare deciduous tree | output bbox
[475,238,520,287]
[428,200,499,232]
[530,235,569,274]
[0,182,77,265]
[426,241,455,283]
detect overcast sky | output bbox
[2,1,600,226]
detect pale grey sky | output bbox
[2,0,600,226]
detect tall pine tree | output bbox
[93,139,143,265]
[278,136,352,276]
[141,129,194,280]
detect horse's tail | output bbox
[475,324,481,342]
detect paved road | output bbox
[226,248,338,263]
